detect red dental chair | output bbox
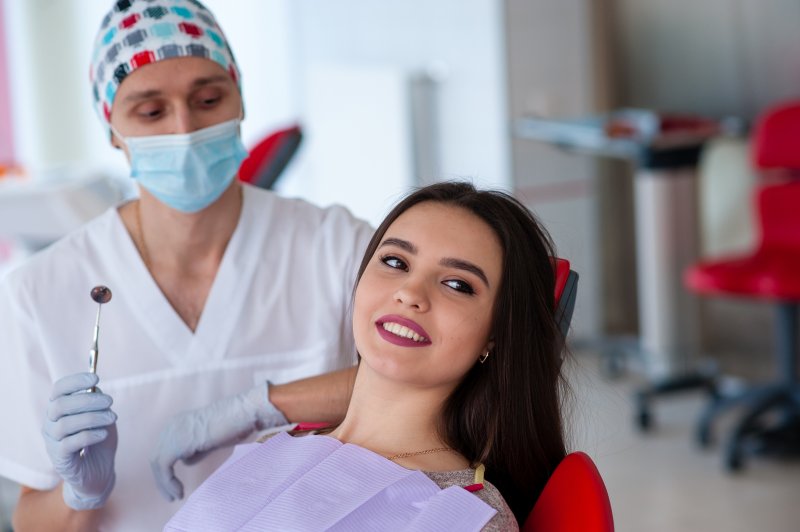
[685,100,800,470]
[523,260,613,532]
[238,124,303,190]
[523,451,614,532]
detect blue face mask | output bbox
[114,119,248,213]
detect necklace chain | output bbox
[387,447,451,462]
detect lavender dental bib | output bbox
[164,431,496,531]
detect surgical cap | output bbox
[89,0,241,126]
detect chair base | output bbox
[634,369,718,431]
[721,384,800,470]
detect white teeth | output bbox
[382,322,427,342]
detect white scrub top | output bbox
[0,184,373,531]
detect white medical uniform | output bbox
[0,184,373,531]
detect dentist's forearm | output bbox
[268,366,357,424]
[13,485,101,532]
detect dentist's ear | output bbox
[110,130,123,150]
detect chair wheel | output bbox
[636,407,652,431]
[725,446,743,471]
[696,425,712,448]
[601,352,625,379]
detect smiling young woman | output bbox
[344,182,567,523]
[165,181,567,531]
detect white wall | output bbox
[612,0,800,119]
[273,0,510,224]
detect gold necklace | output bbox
[387,447,452,462]
[134,200,152,271]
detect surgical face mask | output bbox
[113,118,248,213]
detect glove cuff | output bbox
[247,381,288,431]
[62,472,116,511]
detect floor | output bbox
[567,351,800,532]
[1,352,799,531]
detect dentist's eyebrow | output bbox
[440,258,489,288]
[121,76,231,103]
[380,238,489,288]
[122,89,162,103]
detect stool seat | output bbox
[686,248,800,301]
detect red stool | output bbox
[685,100,800,470]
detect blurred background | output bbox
[1,0,799,530]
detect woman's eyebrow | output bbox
[379,237,416,254]
[440,258,489,288]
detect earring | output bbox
[479,350,490,364]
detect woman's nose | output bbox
[394,280,430,311]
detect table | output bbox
[515,109,723,428]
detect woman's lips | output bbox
[375,315,432,347]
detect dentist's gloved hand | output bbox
[150,381,288,502]
[42,373,118,511]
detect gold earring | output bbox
[479,351,490,364]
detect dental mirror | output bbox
[88,285,112,391]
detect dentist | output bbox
[0,1,370,530]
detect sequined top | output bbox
[425,469,519,531]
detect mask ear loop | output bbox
[109,125,128,149]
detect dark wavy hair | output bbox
[353,181,567,523]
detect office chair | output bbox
[238,125,303,190]
[684,100,800,470]
[523,451,614,532]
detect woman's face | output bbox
[353,201,503,390]
[109,56,242,154]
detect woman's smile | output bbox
[376,314,432,346]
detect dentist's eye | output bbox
[136,104,163,120]
[443,279,475,295]
[381,255,408,271]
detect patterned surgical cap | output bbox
[89,0,241,127]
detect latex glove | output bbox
[42,372,118,510]
[150,381,288,502]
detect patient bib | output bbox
[164,431,496,531]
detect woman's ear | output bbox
[477,339,495,363]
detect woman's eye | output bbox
[381,255,408,271]
[443,279,475,295]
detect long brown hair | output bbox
[354,181,567,523]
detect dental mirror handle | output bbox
[87,308,100,393]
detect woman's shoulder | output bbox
[424,470,519,531]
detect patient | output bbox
[165,182,567,531]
